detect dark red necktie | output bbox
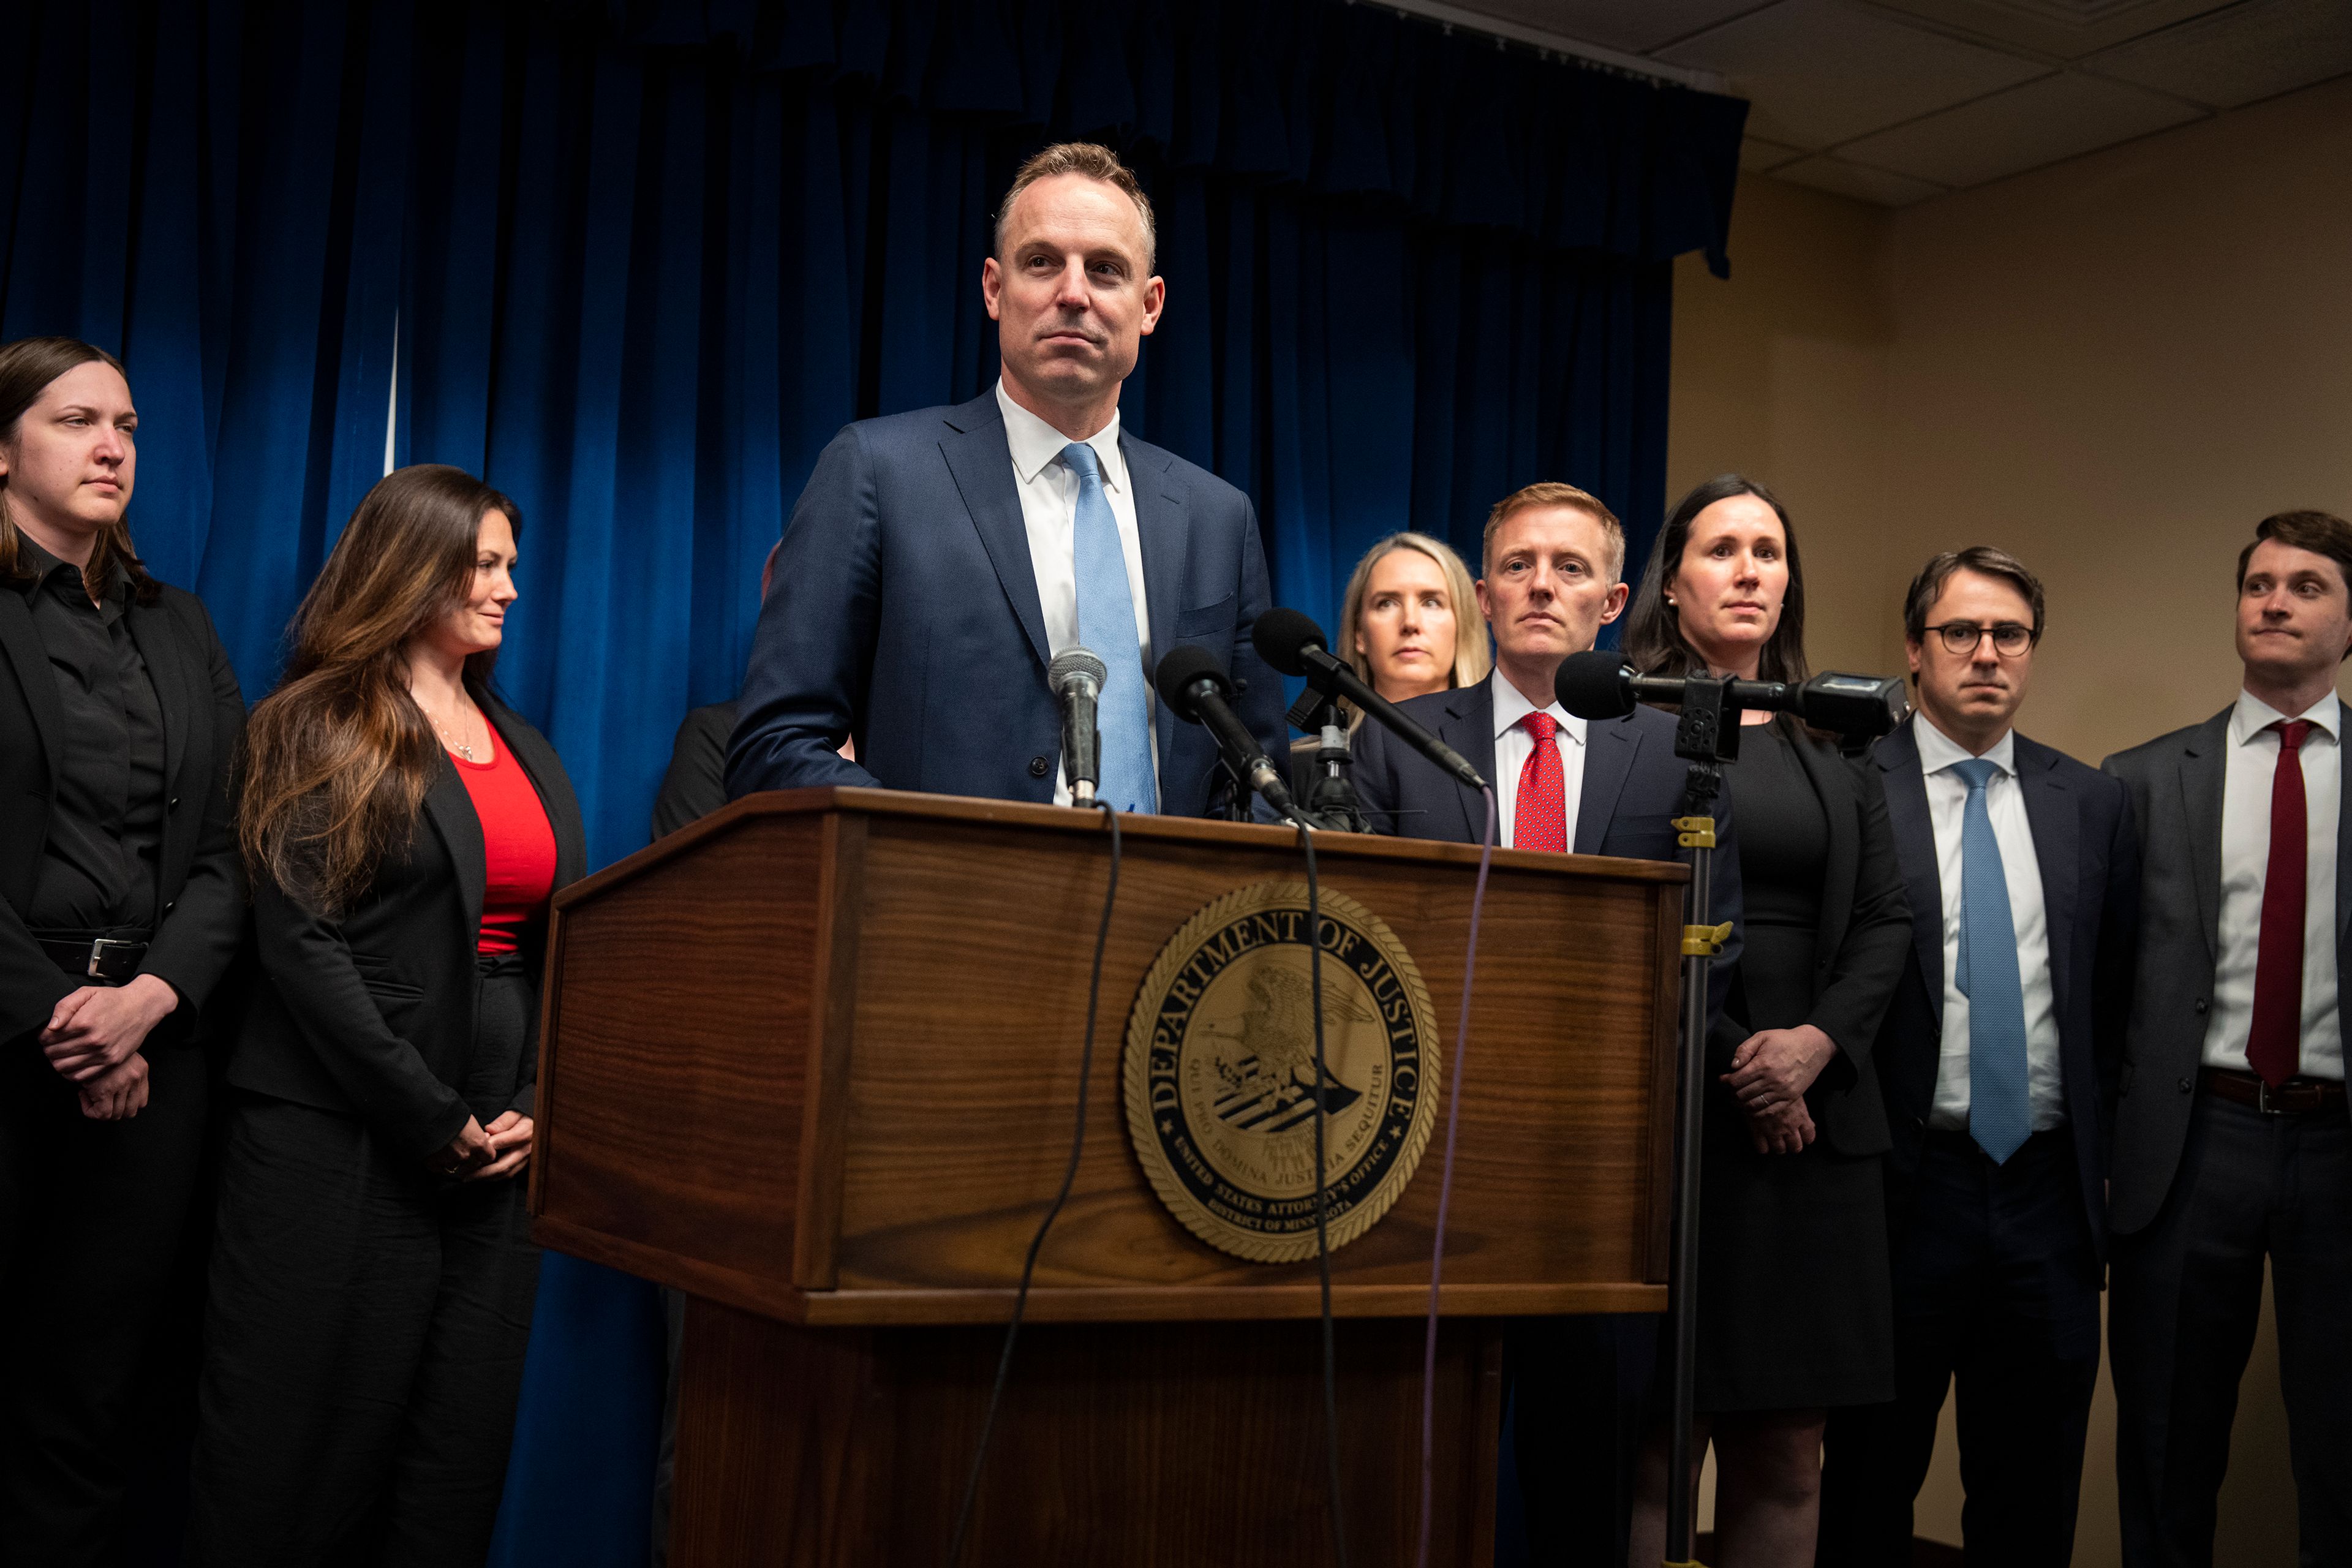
[2247,718,2314,1087]
[1515,711,1566,854]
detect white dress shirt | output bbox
[1491,669,1587,850]
[1916,718,2065,1133]
[995,380,1156,806]
[2204,688,2344,1079]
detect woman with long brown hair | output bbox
[190,464,584,1567]
[1620,475,1910,1568]
[0,336,246,1562]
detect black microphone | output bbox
[1554,650,1908,741]
[1047,646,1108,805]
[1250,608,1490,793]
[1151,645,1302,822]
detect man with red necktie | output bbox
[1350,481,1743,1567]
[2104,510,2352,1567]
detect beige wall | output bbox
[1669,72,2352,1559]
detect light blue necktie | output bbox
[1952,758,2029,1164]
[1061,441,1156,814]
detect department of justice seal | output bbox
[1123,880,1440,1263]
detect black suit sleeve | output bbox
[652,705,736,839]
[251,876,473,1162]
[2092,778,2143,1151]
[1228,497,1289,766]
[141,593,250,1012]
[1804,755,1913,1071]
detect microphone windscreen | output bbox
[1250,608,1327,677]
[1047,645,1108,693]
[1554,650,1637,720]
[1151,644,1230,720]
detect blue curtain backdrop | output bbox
[1,1,1743,1561]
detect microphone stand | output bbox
[1287,687,1369,834]
[1663,676,1738,1568]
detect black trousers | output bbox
[1500,1313,1657,1568]
[1817,1126,2103,1567]
[187,1092,539,1568]
[2110,1093,2352,1568]
[0,1029,209,1567]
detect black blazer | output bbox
[0,580,247,1043]
[652,701,736,839]
[225,693,586,1162]
[1717,719,1912,1158]
[1873,718,2138,1243]
[1348,679,1746,1035]
[2102,706,2329,1237]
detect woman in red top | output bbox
[191,465,584,1567]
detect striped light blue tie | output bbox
[1061,441,1156,814]
[1952,758,2029,1164]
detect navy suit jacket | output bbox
[2102,706,2333,1236]
[1874,717,2140,1256]
[726,391,1286,815]
[1348,679,1745,1042]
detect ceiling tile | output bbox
[1773,153,1953,202]
[1740,135,1811,169]
[2083,0,2352,107]
[1432,0,1770,53]
[1657,0,2056,146]
[1860,0,2241,59]
[1839,69,2206,185]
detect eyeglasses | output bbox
[1922,621,2034,657]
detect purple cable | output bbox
[1416,785,1499,1568]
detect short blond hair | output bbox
[994,142,1157,273]
[1481,481,1626,583]
[1335,532,1492,728]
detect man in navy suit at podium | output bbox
[726,142,1284,812]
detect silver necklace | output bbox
[428,703,482,761]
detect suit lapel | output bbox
[2337,734,2351,952]
[0,589,69,782]
[123,597,191,793]
[1123,436,1189,769]
[1439,684,1496,843]
[937,395,1050,675]
[1878,719,1945,1023]
[1574,714,1641,856]
[421,756,486,951]
[2016,736,2078,1025]
[2178,710,2230,965]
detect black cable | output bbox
[946,799,1121,1568]
[1297,818,1352,1568]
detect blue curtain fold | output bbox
[0,3,1742,1562]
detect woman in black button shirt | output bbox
[0,336,247,1563]
[1621,475,1911,1568]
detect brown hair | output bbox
[239,465,522,913]
[1480,482,1626,582]
[995,142,1157,272]
[1902,545,2046,646]
[1333,532,1491,726]
[2237,510,2352,594]
[0,336,159,605]
[1622,473,1811,684]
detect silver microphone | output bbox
[1047,646,1109,805]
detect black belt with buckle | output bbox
[35,934,153,986]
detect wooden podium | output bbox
[530,788,1683,1567]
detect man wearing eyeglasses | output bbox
[1818,546,2140,1566]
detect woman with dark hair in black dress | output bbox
[1621,475,1912,1568]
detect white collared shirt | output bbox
[1915,718,2064,1133]
[1491,669,1587,851]
[995,380,1156,805]
[2204,688,2345,1079]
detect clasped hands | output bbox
[430,1111,534,1183]
[42,974,179,1121]
[1721,1023,1838,1156]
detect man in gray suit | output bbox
[727,141,1284,810]
[2104,509,2352,1566]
